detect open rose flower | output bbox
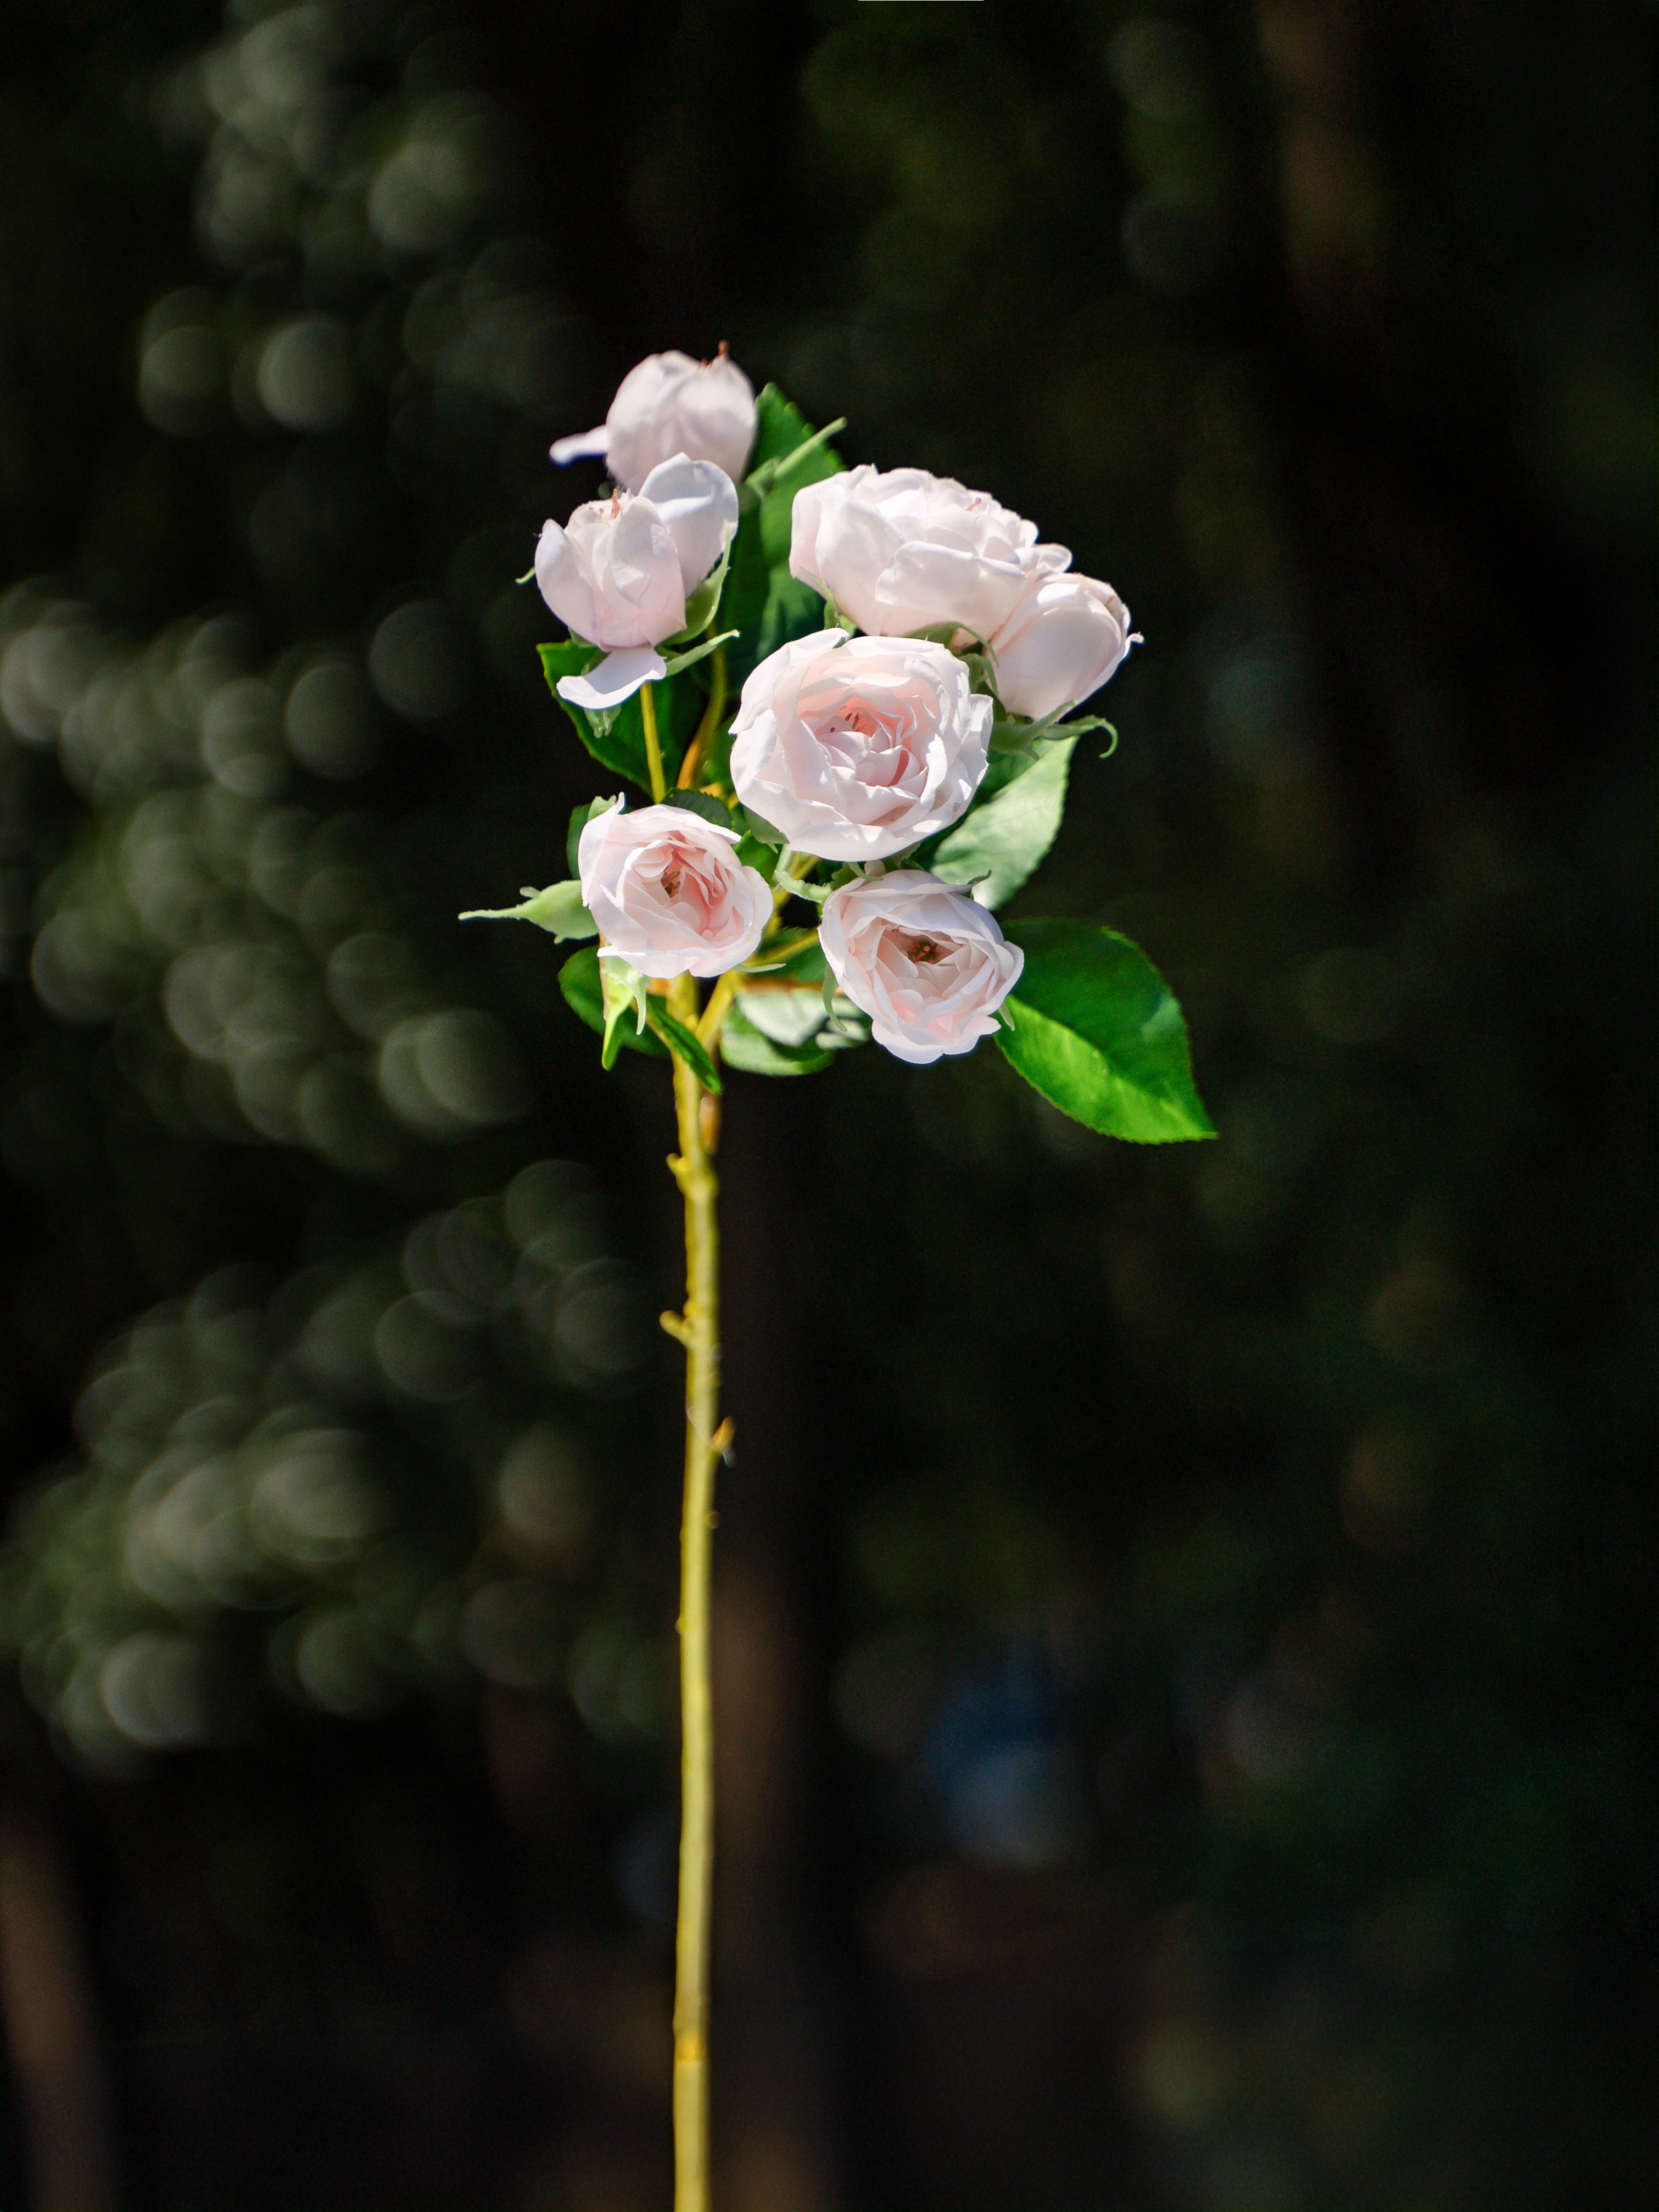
[535,455,738,710]
[551,348,757,493]
[578,802,769,980]
[789,465,1068,643]
[728,630,993,862]
[819,870,1024,1065]
[987,571,1139,721]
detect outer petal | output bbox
[556,646,667,711]
[991,574,1138,720]
[534,518,597,638]
[588,497,686,647]
[639,454,740,592]
[605,353,695,491]
[550,426,610,466]
[875,541,1035,641]
[675,353,757,486]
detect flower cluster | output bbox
[472,345,1206,1141]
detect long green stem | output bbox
[677,644,728,792]
[641,680,667,802]
[666,969,722,2212]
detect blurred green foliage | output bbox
[0,1,1652,2207]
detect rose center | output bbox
[662,866,683,898]
[903,935,943,964]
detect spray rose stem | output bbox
[633,677,723,2211]
[666,958,722,2212]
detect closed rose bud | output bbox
[729,630,993,863]
[535,455,738,708]
[551,348,757,493]
[988,572,1139,722]
[819,870,1024,1065]
[789,465,1068,644]
[578,803,770,980]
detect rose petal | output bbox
[550,426,610,465]
[556,647,668,710]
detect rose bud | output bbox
[578,802,770,980]
[535,455,738,710]
[551,348,757,494]
[987,571,1139,722]
[819,869,1024,1066]
[728,630,994,863]
[789,464,1068,644]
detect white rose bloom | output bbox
[819,870,1024,1066]
[728,630,993,862]
[578,803,770,980]
[789,465,1068,643]
[535,455,738,709]
[551,348,757,493]
[987,571,1139,721]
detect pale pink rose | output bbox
[819,869,1024,1065]
[578,802,770,980]
[987,572,1138,721]
[789,465,1068,643]
[551,348,757,492]
[535,455,738,708]
[728,630,993,863]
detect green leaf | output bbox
[718,1002,833,1077]
[996,920,1214,1143]
[757,569,830,666]
[734,833,778,881]
[734,983,824,1048]
[751,386,844,566]
[557,949,666,1057]
[740,806,785,847]
[719,506,772,685]
[645,1004,723,1093]
[539,641,697,792]
[662,789,734,829]
[458,879,596,939]
[928,735,1076,909]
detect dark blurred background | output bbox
[0,1,1652,2206]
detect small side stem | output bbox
[667,969,720,2212]
[677,644,728,792]
[641,682,667,802]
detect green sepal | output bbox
[718,1003,833,1077]
[661,629,738,682]
[744,406,848,507]
[557,948,666,1057]
[568,796,617,876]
[925,734,1077,909]
[740,807,786,847]
[598,953,652,1069]
[457,879,596,939]
[990,705,1116,758]
[669,538,734,640]
[774,863,856,908]
[645,1004,723,1093]
[996,920,1214,1143]
[661,789,735,829]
